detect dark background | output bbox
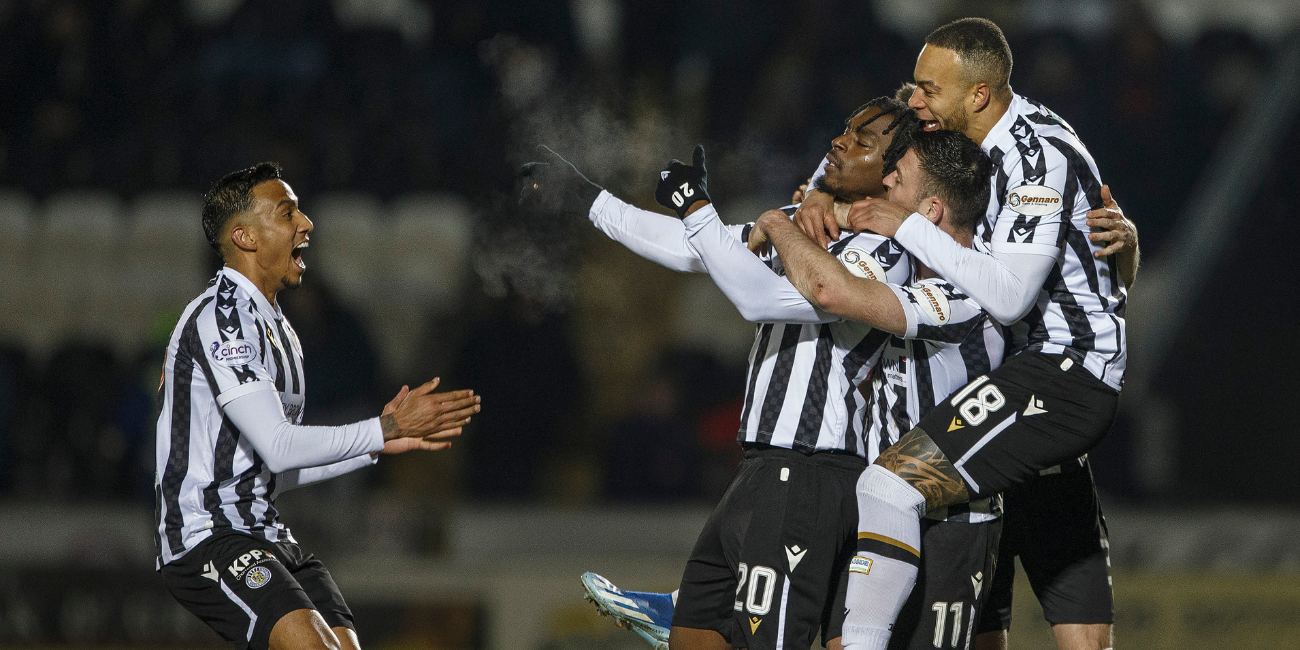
[0,0,1294,512]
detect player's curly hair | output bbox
[201,162,283,254]
[846,95,920,179]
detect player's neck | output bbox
[965,93,1012,147]
[225,259,281,308]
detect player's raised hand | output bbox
[792,187,838,248]
[655,144,711,218]
[518,145,605,217]
[380,378,481,442]
[1086,184,1136,258]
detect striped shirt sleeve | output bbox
[888,280,986,342]
[195,294,276,406]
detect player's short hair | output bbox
[201,162,283,253]
[885,126,991,233]
[893,81,917,104]
[925,18,1013,98]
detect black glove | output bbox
[655,144,711,219]
[518,145,604,217]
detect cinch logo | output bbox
[212,339,257,367]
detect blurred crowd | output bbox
[0,0,1283,505]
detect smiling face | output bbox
[237,179,313,292]
[820,107,895,202]
[909,45,972,134]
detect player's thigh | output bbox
[1014,468,1113,626]
[268,609,339,650]
[888,518,1000,650]
[674,455,766,640]
[917,352,1118,498]
[276,543,357,634]
[733,449,863,650]
[161,533,320,650]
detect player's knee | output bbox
[856,464,925,518]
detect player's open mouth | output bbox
[922,120,940,131]
[292,242,307,270]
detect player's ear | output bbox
[922,197,944,224]
[971,82,990,112]
[230,220,257,253]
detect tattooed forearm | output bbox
[874,428,968,511]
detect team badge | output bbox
[245,566,272,589]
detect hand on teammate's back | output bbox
[655,144,711,218]
[1085,185,1136,258]
[379,378,480,450]
[792,187,838,247]
[518,145,604,217]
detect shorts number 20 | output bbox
[734,563,777,616]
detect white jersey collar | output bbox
[219,266,283,320]
[980,93,1025,153]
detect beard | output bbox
[937,104,971,134]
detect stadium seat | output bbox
[306,192,382,307]
[0,190,35,347]
[33,192,125,353]
[368,193,473,376]
[387,192,473,306]
[124,192,209,351]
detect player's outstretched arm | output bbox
[657,145,833,323]
[522,145,747,273]
[223,378,480,474]
[757,210,907,335]
[846,196,1055,326]
[273,386,467,492]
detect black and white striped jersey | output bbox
[861,278,1006,522]
[736,229,910,456]
[155,268,305,566]
[979,94,1126,389]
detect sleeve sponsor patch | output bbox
[839,248,887,281]
[849,556,873,575]
[211,339,258,367]
[1006,183,1062,216]
[905,284,951,325]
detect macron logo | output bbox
[786,545,807,572]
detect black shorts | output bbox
[919,352,1119,498]
[674,446,865,650]
[160,532,354,650]
[827,514,1002,650]
[977,458,1113,632]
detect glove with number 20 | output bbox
[655,144,712,219]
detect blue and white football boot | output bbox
[580,572,674,650]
